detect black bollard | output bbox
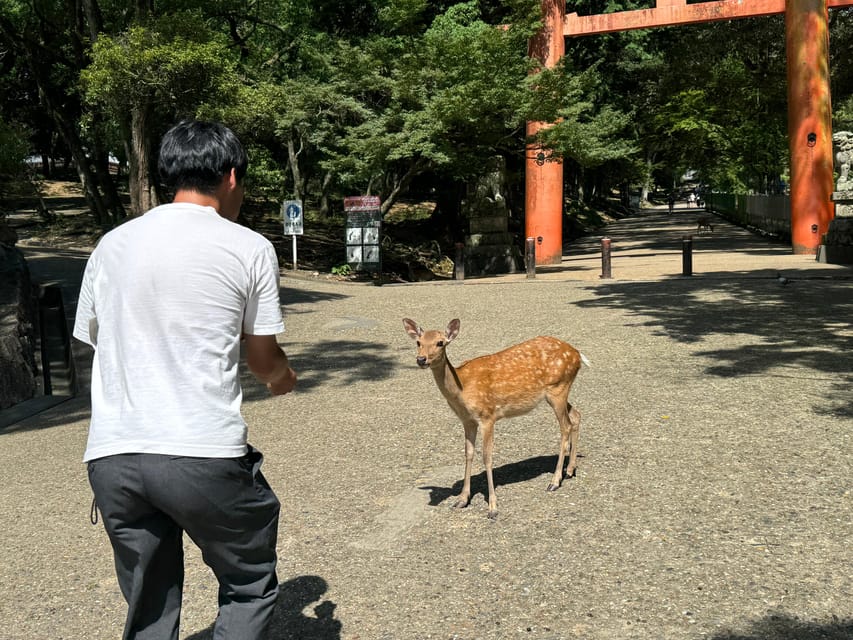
[600,237,612,279]
[682,236,693,276]
[454,242,465,281]
[525,237,536,279]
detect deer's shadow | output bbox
[420,454,580,507]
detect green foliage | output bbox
[530,62,637,168]
[329,0,533,193]
[81,14,238,118]
[0,118,29,176]
[242,144,288,200]
[7,0,844,225]
[331,263,352,276]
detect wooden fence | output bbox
[704,193,791,238]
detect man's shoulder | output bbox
[97,203,273,254]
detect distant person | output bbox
[687,192,696,207]
[667,192,676,215]
[73,120,297,640]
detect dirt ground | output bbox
[1,200,851,639]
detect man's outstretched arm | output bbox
[244,334,297,395]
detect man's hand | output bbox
[244,333,297,396]
[267,366,297,396]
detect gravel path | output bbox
[2,207,851,639]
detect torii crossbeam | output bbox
[526,0,853,262]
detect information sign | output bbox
[282,200,304,235]
[344,196,382,272]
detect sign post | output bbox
[282,200,303,270]
[344,196,382,282]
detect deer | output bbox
[697,216,714,233]
[403,318,587,519]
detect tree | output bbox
[527,59,637,202]
[328,2,536,219]
[0,117,29,196]
[83,13,239,215]
[0,0,125,226]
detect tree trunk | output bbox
[287,135,304,202]
[79,0,104,41]
[318,171,333,219]
[40,153,51,178]
[379,159,427,217]
[129,104,157,216]
[66,135,110,228]
[89,119,126,223]
[48,98,112,228]
[642,152,656,202]
[432,179,466,243]
[134,0,154,21]
[0,13,112,226]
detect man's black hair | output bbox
[158,120,248,195]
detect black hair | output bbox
[157,120,248,195]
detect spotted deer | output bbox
[403,318,587,519]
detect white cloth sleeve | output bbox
[72,254,98,347]
[243,243,285,335]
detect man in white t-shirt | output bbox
[74,120,297,640]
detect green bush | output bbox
[0,119,30,176]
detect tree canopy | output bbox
[2,0,853,229]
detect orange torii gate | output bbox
[526,0,853,262]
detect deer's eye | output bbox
[436,341,445,347]
[416,341,421,347]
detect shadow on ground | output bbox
[420,454,573,508]
[185,575,342,640]
[241,338,399,402]
[280,283,350,313]
[710,612,853,640]
[576,273,853,417]
[0,396,90,434]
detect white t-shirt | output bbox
[73,202,285,461]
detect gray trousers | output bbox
[88,446,280,640]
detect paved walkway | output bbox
[496,204,850,282]
[2,204,851,640]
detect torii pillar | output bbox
[525,0,849,260]
[786,0,834,254]
[525,0,566,265]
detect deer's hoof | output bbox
[487,509,499,520]
[453,498,469,509]
[546,483,560,492]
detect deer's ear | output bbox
[446,319,460,342]
[403,318,422,339]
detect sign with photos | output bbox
[344,196,382,271]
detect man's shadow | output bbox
[185,575,341,640]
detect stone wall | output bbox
[0,243,39,409]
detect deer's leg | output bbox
[564,403,581,479]
[546,389,574,491]
[481,419,498,519]
[455,420,478,509]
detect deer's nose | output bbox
[416,356,428,367]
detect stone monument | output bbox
[462,156,521,276]
[822,131,853,263]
